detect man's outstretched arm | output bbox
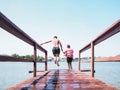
[40,40,52,45]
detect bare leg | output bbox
[68,62,72,70]
[70,63,72,70]
[67,63,69,70]
[56,57,60,66]
[53,54,57,64]
[55,54,60,66]
[68,63,71,70]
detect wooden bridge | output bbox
[0,12,120,90]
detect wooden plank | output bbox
[80,68,91,72]
[7,69,118,90]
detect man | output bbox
[40,36,63,66]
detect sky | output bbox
[0,0,120,58]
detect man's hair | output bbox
[54,36,57,39]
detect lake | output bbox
[0,61,120,90]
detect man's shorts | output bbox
[52,47,60,55]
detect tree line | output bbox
[11,53,44,61]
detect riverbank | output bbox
[81,56,120,62]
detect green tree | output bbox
[11,54,45,61]
[24,55,34,60]
[37,56,44,61]
[11,53,19,58]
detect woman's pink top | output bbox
[65,49,74,58]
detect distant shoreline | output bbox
[0,55,120,62]
[81,56,120,62]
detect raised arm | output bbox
[40,40,52,45]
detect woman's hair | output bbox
[67,44,70,48]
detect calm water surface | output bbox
[0,62,120,90]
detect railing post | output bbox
[91,42,94,77]
[33,43,37,77]
[45,51,47,71]
[78,51,81,71]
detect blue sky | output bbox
[0,0,120,57]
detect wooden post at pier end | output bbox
[33,44,37,77]
[91,42,94,77]
[78,51,81,71]
[45,51,47,71]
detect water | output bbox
[0,62,120,90]
[94,62,120,89]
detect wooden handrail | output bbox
[79,19,120,53]
[78,19,120,77]
[0,12,47,53]
[0,12,48,77]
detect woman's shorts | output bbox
[67,57,73,63]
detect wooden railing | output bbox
[78,19,120,77]
[0,12,47,77]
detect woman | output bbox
[64,44,74,70]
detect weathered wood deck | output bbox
[7,69,118,90]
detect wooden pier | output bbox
[1,12,120,90]
[7,69,118,90]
